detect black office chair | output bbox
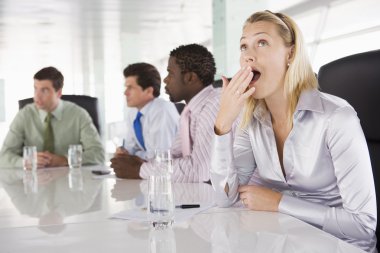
[213,79,223,88]
[318,49,380,242]
[213,78,231,88]
[18,95,101,134]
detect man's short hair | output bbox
[169,44,216,86]
[123,63,161,97]
[34,67,64,91]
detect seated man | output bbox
[0,66,104,168]
[111,44,220,183]
[115,63,179,160]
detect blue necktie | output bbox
[133,111,145,150]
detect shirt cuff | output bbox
[211,132,233,176]
[279,193,328,228]
[139,162,151,179]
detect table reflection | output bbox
[68,169,83,191]
[116,182,216,253]
[0,169,364,253]
[0,168,102,233]
[189,210,362,253]
[111,179,145,208]
[149,226,176,253]
[23,170,38,194]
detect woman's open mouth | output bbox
[250,70,261,85]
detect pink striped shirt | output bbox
[140,85,220,182]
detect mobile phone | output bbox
[92,170,111,175]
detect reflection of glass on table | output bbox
[68,169,83,191]
[149,225,176,253]
[23,170,38,194]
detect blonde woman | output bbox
[211,10,376,252]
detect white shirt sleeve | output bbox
[210,127,257,207]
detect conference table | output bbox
[0,165,365,253]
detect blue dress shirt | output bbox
[124,98,179,160]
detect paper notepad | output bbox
[111,203,215,223]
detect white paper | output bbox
[111,203,215,223]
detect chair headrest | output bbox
[318,50,380,141]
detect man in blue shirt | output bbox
[114,62,179,160]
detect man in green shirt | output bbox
[0,67,104,168]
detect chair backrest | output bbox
[213,79,223,88]
[213,78,231,88]
[18,95,101,134]
[318,49,380,241]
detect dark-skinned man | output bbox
[110,44,220,183]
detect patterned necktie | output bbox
[133,111,146,150]
[43,112,55,153]
[180,105,191,156]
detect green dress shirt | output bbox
[0,100,104,168]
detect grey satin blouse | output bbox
[211,89,377,252]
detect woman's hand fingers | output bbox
[238,185,282,212]
[243,86,256,99]
[221,75,229,90]
[214,66,256,135]
[226,66,252,95]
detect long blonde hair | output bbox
[241,10,318,128]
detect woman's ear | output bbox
[287,45,295,63]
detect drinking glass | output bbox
[23,146,37,171]
[149,225,176,253]
[154,149,173,174]
[68,169,83,191]
[148,173,174,228]
[68,144,83,169]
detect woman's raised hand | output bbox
[214,66,256,135]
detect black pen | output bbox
[175,204,200,209]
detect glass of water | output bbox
[148,172,174,228]
[154,149,173,174]
[23,146,37,171]
[68,144,83,169]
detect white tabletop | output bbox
[0,166,365,253]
